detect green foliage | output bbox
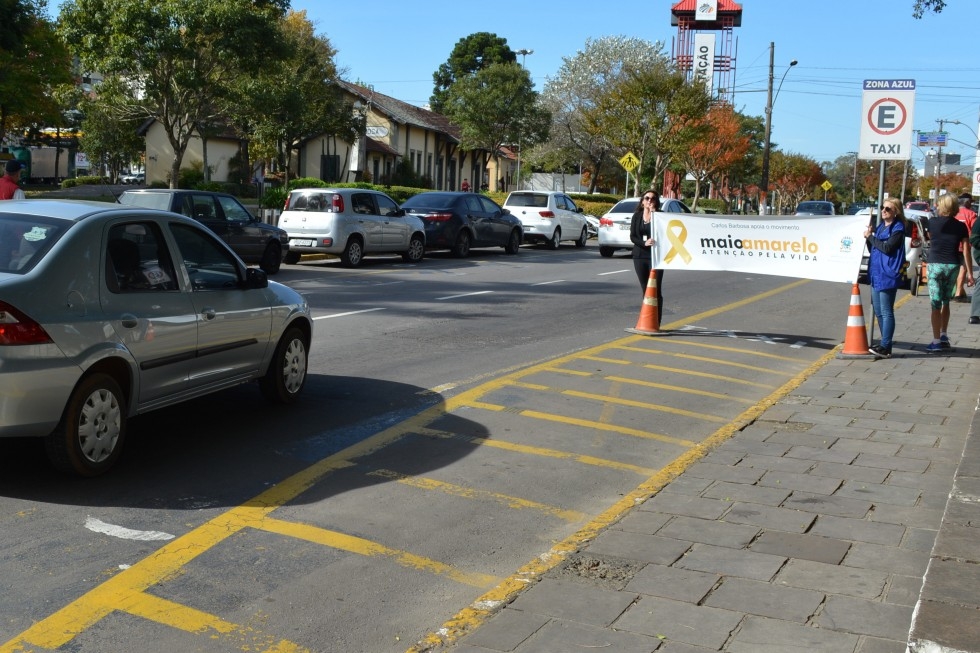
[60,175,107,188]
[77,87,145,183]
[444,63,550,164]
[192,181,225,192]
[912,0,945,17]
[178,164,206,189]
[259,186,288,209]
[148,180,169,189]
[287,177,328,189]
[430,32,516,113]
[390,158,420,187]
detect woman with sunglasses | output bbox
[863,198,907,358]
[631,190,663,324]
[923,193,974,353]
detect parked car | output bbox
[857,206,929,295]
[278,188,425,267]
[597,197,692,257]
[905,200,932,213]
[118,189,289,274]
[794,200,836,216]
[501,191,590,249]
[120,172,145,185]
[400,191,523,257]
[0,199,312,476]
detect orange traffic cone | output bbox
[626,270,665,336]
[837,282,873,358]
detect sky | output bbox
[295,0,980,175]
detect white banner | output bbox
[693,33,715,94]
[651,213,867,284]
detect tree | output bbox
[59,0,289,188]
[0,0,72,144]
[589,62,711,196]
[77,84,145,182]
[769,152,825,213]
[246,10,361,188]
[679,103,750,210]
[913,0,946,17]
[443,63,550,189]
[430,32,516,113]
[540,36,668,194]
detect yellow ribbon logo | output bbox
[664,219,692,264]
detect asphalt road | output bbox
[0,241,856,653]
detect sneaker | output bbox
[926,342,943,353]
[940,335,951,349]
[869,345,892,359]
[970,316,980,325]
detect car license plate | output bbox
[618,224,630,230]
[293,239,314,247]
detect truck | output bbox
[10,147,74,184]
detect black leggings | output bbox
[633,258,664,323]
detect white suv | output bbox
[279,188,426,267]
[502,191,590,249]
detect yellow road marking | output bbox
[407,344,838,652]
[621,340,804,362]
[619,346,795,375]
[463,400,697,447]
[641,363,777,389]
[368,469,587,522]
[604,375,756,404]
[122,593,310,653]
[560,388,727,422]
[417,427,660,476]
[542,367,592,376]
[255,517,498,588]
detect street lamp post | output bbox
[759,42,796,215]
[846,151,858,204]
[514,49,533,191]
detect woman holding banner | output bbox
[631,190,663,325]
[863,197,906,358]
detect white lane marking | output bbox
[84,517,174,542]
[313,308,386,320]
[598,269,631,276]
[532,280,565,286]
[436,290,495,300]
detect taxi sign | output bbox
[821,180,832,191]
[619,152,640,172]
[859,79,915,160]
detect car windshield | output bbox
[612,200,640,214]
[287,192,333,212]
[797,202,832,214]
[119,193,171,211]
[0,216,65,273]
[506,193,547,208]
[402,193,457,211]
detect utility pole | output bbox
[934,118,945,202]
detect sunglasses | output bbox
[643,196,656,201]
[881,206,895,213]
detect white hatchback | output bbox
[502,191,590,249]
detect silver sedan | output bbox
[0,200,313,476]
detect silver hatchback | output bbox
[279,188,426,267]
[0,200,313,476]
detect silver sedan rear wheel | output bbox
[46,373,126,477]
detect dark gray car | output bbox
[118,189,289,273]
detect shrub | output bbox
[287,177,328,190]
[192,181,226,193]
[259,186,288,209]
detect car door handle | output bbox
[201,308,216,321]
[120,315,138,328]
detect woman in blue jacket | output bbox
[863,197,906,358]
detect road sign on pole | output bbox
[859,79,915,160]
